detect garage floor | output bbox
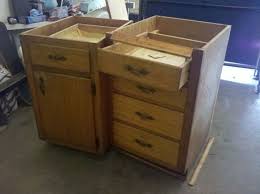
[0,67,260,194]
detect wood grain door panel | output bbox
[33,71,96,151]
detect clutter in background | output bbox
[7,0,107,24]
[80,0,106,14]
[0,64,18,127]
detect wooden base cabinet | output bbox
[21,16,131,154]
[98,16,231,176]
[21,15,231,178]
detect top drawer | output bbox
[98,43,190,92]
[30,43,90,73]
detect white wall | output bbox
[0,0,13,22]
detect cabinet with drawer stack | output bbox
[98,16,231,176]
[21,16,131,154]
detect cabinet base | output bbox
[114,147,187,180]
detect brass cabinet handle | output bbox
[135,139,152,148]
[136,85,156,94]
[39,76,45,96]
[135,111,155,121]
[125,64,150,77]
[48,54,67,61]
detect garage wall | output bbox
[0,0,13,22]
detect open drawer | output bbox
[98,43,190,91]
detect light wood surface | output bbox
[30,43,90,73]
[147,32,206,48]
[111,15,226,56]
[117,35,193,57]
[112,77,187,111]
[157,16,226,42]
[111,16,157,40]
[106,0,129,20]
[113,93,184,140]
[113,121,180,169]
[188,137,215,186]
[33,71,96,152]
[98,43,190,92]
[50,24,117,43]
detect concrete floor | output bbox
[1,68,260,194]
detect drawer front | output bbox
[112,77,187,111]
[113,121,180,169]
[113,94,184,140]
[98,50,189,92]
[30,44,90,73]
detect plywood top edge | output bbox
[157,15,228,28]
[21,33,101,48]
[22,16,131,37]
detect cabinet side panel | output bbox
[185,26,231,172]
[20,35,45,139]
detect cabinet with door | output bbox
[33,71,96,152]
[21,16,131,153]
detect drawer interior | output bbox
[103,43,188,68]
[50,24,117,43]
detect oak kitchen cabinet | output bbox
[21,15,230,178]
[21,16,131,153]
[98,16,231,176]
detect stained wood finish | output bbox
[98,44,190,92]
[104,16,231,176]
[30,43,90,73]
[113,93,184,140]
[113,121,180,169]
[33,71,96,152]
[22,15,231,177]
[112,77,187,111]
[21,16,131,154]
[184,26,231,172]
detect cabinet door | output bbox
[33,71,96,152]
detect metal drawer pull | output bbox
[135,139,152,148]
[125,64,150,77]
[135,111,155,121]
[136,85,156,94]
[48,54,67,61]
[39,77,45,96]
